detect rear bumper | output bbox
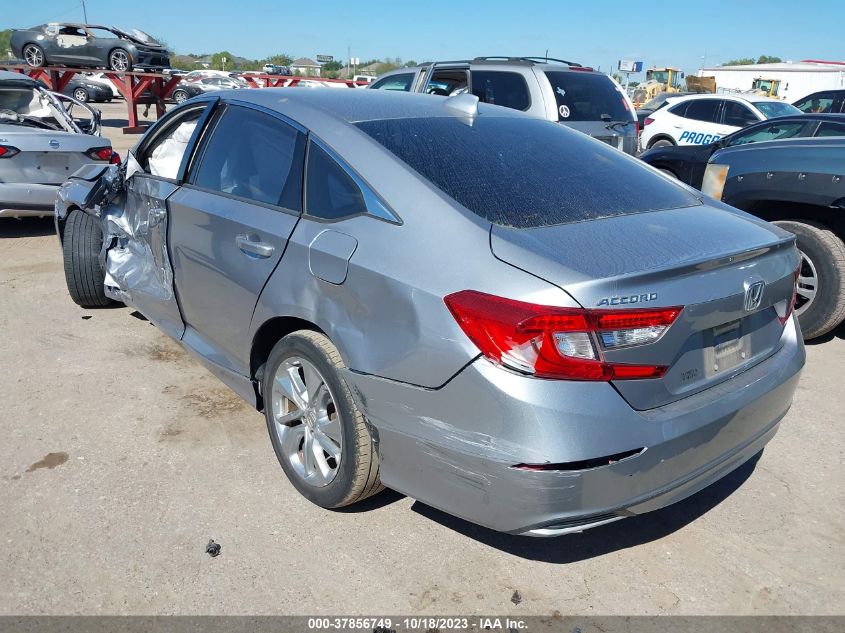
[344,316,804,535]
[0,183,58,218]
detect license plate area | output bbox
[704,319,751,378]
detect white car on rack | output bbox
[639,93,802,150]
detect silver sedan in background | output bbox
[0,71,115,218]
[56,89,804,536]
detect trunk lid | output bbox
[0,126,109,185]
[490,205,799,410]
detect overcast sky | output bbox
[4,0,841,75]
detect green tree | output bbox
[723,57,756,66]
[404,60,418,68]
[265,54,293,67]
[0,30,12,60]
[757,55,782,64]
[322,60,342,72]
[210,51,234,71]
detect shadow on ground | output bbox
[411,451,762,563]
[0,217,55,238]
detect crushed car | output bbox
[0,70,115,219]
[11,23,170,72]
[701,136,845,339]
[56,89,804,536]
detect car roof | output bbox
[217,87,527,125]
[666,93,783,105]
[0,70,40,86]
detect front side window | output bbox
[722,101,759,127]
[192,106,305,209]
[427,69,468,96]
[794,93,835,113]
[305,143,366,220]
[370,73,415,92]
[727,121,805,146]
[471,71,530,111]
[683,99,721,123]
[544,71,632,122]
[143,108,204,179]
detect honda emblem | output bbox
[744,281,765,312]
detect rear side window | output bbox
[815,121,845,137]
[370,73,415,92]
[683,99,721,123]
[356,116,698,228]
[305,143,367,220]
[471,71,530,111]
[544,71,632,122]
[192,106,305,210]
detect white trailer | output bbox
[698,61,845,103]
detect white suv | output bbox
[640,93,802,150]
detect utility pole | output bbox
[347,46,350,79]
[81,0,88,23]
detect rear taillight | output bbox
[110,151,122,165]
[778,267,801,326]
[0,145,20,158]
[86,147,113,161]
[643,117,654,126]
[444,290,682,381]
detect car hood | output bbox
[111,28,167,50]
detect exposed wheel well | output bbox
[647,134,676,149]
[736,200,845,239]
[250,316,325,381]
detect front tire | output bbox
[649,138,675,149]
[62,209,113,308]
[263,330,383,508]
[108,49,132,72]
[774,220,845,339]
[23,44,45,68]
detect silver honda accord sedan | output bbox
[55,89,805,536]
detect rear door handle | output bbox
[236,234,274,258]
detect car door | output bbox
[52,25,92,64]
[119,99,216,339]
[719,100,761,135]
[793,91,836,113]
[167,102,306,375]
[673,98,728,145]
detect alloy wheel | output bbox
[270,356,343,487]
[23,45,44,67]
[73,88,88,102]
[795,249,818,317]
[110,50,130,72]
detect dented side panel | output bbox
[104,175,184,340]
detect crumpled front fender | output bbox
[55,164,123,223]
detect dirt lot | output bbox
[0,101,843,615]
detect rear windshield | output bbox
[545,71,633,122]
[355,116,698,228]
[752,101,802,119]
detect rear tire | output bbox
[172,90,188,104]
[73,87,89,103]
[659,168,678,179]
[774,220,845,339]
[263,330,383,509]
[62,209,113,308]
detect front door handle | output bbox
[236,234,274,258]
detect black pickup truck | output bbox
[702,137,845,339]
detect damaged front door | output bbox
[105,101,215,340]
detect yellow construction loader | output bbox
[632,67,716,108]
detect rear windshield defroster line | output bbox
[355,116,699,228]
